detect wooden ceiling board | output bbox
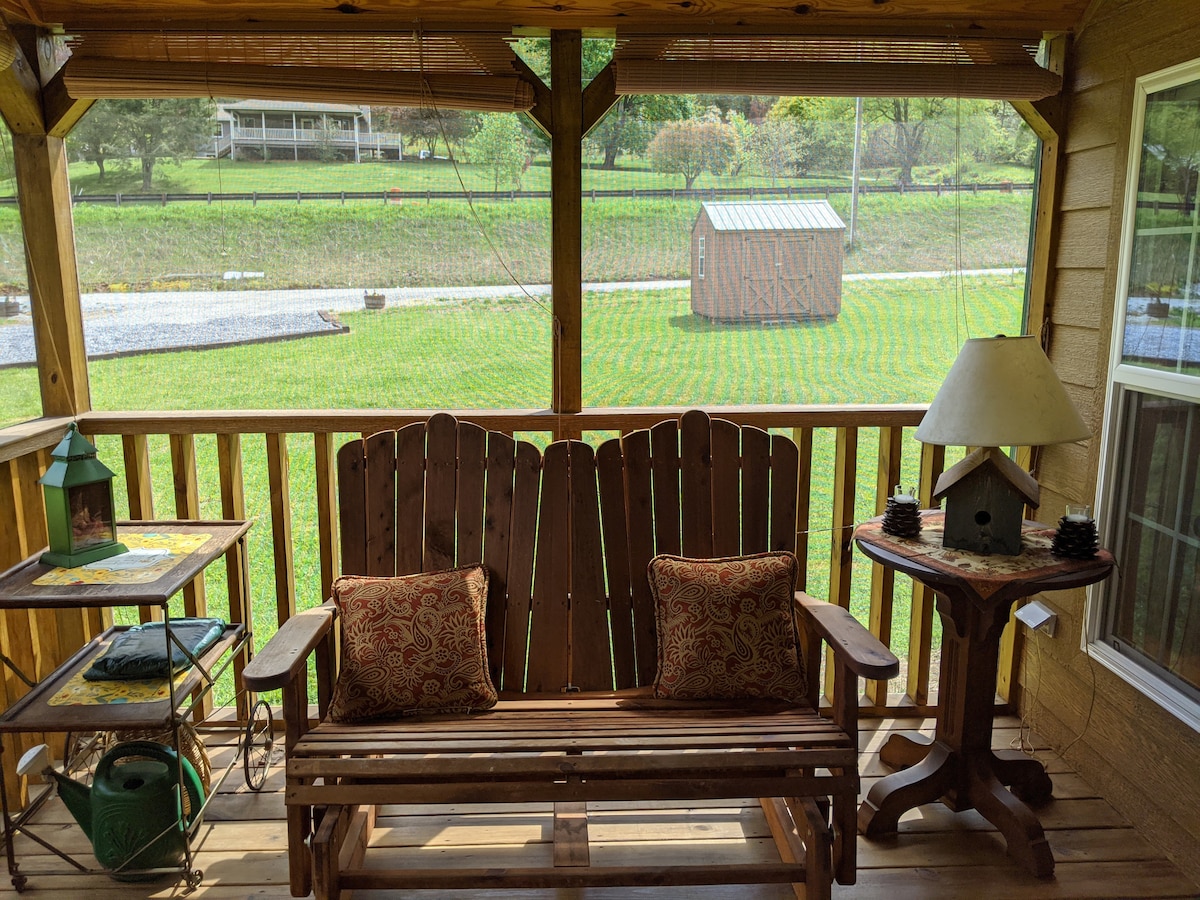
[0,0,1092,38]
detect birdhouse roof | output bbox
[932,447,1040,508]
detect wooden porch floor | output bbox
[2,714,1197,900]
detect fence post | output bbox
[161,193,167,206]
[252,192,257,207]
[116,193,121,208]
[297,191,302,204]
[340,191,345,205]
[207,192,212,205]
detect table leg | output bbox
[990,749,1054,805]
[858,741,955,835]
[877,732,934,770]
[966,756,1055,877]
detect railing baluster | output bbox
[866,426,903,707]
[315,432,339,604]
[266,432,297,628]
[121,433,161,622]
[217,433,250,721]
[170,434,206,620]
[907,441,946,707]
[791,426,814,594]
[824,426,858,702]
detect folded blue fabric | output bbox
[84,618,227,681]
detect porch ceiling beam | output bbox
[63,58,536,111]
[0,2,1088,36]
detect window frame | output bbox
[1089,56,1200,732]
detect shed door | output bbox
[740,234,813,318]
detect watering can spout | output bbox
[16,743,93,839]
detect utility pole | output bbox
[849,96,863,248]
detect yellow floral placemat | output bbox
[48,666,187,706]
[33,532,211,586]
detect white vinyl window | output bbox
[697,235,706,278]
[1092,58,1200,730]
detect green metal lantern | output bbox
[38,424,127,568]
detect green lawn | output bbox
[3,275,1019,703]
[0,190,1031,294]
[49,156,1032,198]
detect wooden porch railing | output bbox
[1,406,1028,803]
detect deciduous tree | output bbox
[69,99,215,190]
[469,114,529,191]
[647,117,738,189]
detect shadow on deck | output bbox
[1,714,1196,899]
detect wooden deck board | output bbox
[0,715,1195,899]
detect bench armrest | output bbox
[244,601,337,692]
[795,592,899,680]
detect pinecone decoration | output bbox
[881,498,922,538]
[1051,518,1099,559]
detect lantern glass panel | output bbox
[69,481,117,552]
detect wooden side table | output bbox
[854,511,1114,878]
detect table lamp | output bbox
[914,335,1089,555]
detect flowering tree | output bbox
[647,118,739,189]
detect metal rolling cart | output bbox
[0,520,274,891]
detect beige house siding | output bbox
[1032,0,1200,884]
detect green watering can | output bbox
[19,739,205,880]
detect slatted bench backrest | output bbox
[335,410,801,696]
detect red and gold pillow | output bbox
[648,551,807,703]
[327,565,497,723]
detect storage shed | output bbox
[691,200,846,322]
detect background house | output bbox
[209,100,402,162]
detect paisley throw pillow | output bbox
[648,551,806,703]
[327,565,497,722]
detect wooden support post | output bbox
[553,801,590,867]
[550,30,583,434]
[12,133,90,417]
[1012,34,1068,352]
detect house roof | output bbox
[700,201,846,233]
[933,447,1040,508]
[219,100,368,116]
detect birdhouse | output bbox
[932,447,1039,556]
[38,424,128,568]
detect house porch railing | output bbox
[1,405,1027,796]
[230,126,403,150]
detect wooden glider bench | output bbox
[243,409,898,899]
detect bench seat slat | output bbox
[342,861,810,890]
[290,775,857,806]
[288,748,856,779]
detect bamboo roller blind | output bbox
[59,30,1059,106]
[62,31,536,111]
[611,35,1060,100]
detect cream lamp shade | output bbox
[914,335,1089,448]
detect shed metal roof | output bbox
[700,200,846,232]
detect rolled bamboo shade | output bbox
[611,59,1060,100]
[63,59,535,111]
[611,34,1061,100]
